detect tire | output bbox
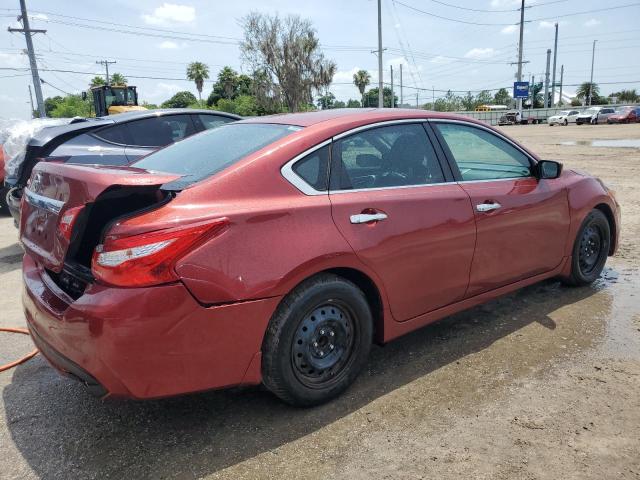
[563,119,568,126]
[262,273,373,406]
[0,187,8,215]
[564,209,610,286]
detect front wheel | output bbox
[262,274,373,406]
[563,119,568,126]
[564,209,610,286]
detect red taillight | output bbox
[91,218,228,287]
[58,206,84,242]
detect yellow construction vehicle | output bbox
[85,85,147,117]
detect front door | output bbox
[431,121,570,296]
[328,122,476,322]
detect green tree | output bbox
[570,98,582,107]
[333,100,346,108]
[110,73,127,85]
[613,89,638,102]
[576,82,600,105]
[346,99,361,108]
[240,12,336,112]
[141,101,158,109]
[461,91,476,111]
[493,88,511,106]
[90,76,106,87]
[49,94,92,118]
[353,70,371,107]
[44,95,64,116]
[316,92,335,109]
[186,61,210,104]
[476,90,493,106]
[161,91,198,108]
[363,87,397,108]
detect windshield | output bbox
[134,123,302,186]
[616,106,632,113]
[558,111,570,115]
[584,108,599,114]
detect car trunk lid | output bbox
[20,162,181,273]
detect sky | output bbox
[1,0,639,119]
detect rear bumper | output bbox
[22,254,281,399]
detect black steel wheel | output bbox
[564,209,610,286]
[262,274,373,406]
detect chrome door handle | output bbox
[350,213,388,224]
[476,202,502,212]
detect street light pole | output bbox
[377,0,384,108]
[551,22,558,106]
[588,40,597,106]
[516,0,525,115]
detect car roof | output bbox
[237,108,487,127]
[101,108,241,123]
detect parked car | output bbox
[607,106,640,124]
[4,109,240,224]
[497,111,540,125]
[547,109,581,126]
[575,106,616,125]
[21,109,620,406]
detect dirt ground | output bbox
[0,123,639,480]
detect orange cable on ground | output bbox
[0,327,38,372]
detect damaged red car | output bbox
[21,109,620,406]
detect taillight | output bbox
[91,218,228,287]
[58,206,84,242]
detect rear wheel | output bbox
[564,209,610,286]
[262,274,373,406]
[563,119,568,126]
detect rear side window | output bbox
[292,145,330,191]
[126,115,196,147]
[94,124,129,144]
[134,123,301,186]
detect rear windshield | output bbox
[134,123,301,186]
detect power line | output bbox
[529,2,640,22]
[392,0,518,25]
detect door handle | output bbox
[350,213,388,224]
[476,202,502,213]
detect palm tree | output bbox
[110,73,127,86]
[353,70,371,107]
[186,61,210,104]
[576,82,600,105]
[90,76,106,87]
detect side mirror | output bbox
[356,154,382,168]
[81,91,87,100]
[538,160,562,179]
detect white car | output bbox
[548,109,580,126]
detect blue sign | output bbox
[513,81,530,99]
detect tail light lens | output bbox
[91,218,228,287]
[58,206,84,242]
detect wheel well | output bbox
[324,267,385,344]
[594,203,616,255]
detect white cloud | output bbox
[30,13,48,21]
[464,48,496,60]
[501,25,518,34]
[539,20,554,29]
[142,3,195,25]
[144,82,184,103]
[430,55,453,64]
[584,18,601,27]
[158,41,179,49]
[333,67,362,83]
[0,52,29,68]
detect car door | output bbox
[431,120,570,296]
[328,122,476,322]
[124,114,197,162]
[598,108,614,122]
[568,110,580,123]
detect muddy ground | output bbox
[0,123,639,480]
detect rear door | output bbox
[328,122,476,322]
[431,120,570,296]
[124,115,197,162]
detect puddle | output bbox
[560,139,640,148]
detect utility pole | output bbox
[589,40,597,106]
[516,0,525,115]
[390,65,394,108]
[96,59,116,84]
[530,75,535,110]
[8,0,46,118]
[551,22,558,106]
[377,0,384,108]
[432,86,435,105]
[558,65,564,106]
[399,64,403,107]
[544,49,551,108]
[27,85,35,118]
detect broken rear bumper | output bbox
[22,254,281,399]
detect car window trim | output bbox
[428,118,537,183]
[280,139,332,196]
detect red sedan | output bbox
[607,106,640,124]
[21,109,620,406]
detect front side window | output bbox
[135,123,301,187]
[330,124,444,190]
[434,123,531,181]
